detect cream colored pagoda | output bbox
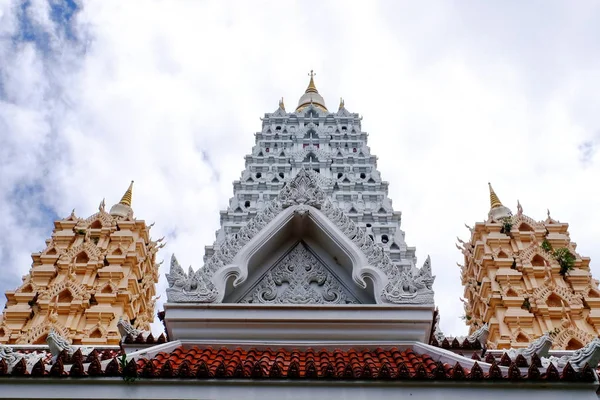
[0,182,161,345]
[458,183,600,350]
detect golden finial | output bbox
[339,97,345,110]
[279,97,285,110]
[306,70,318,93]
[119,181,134,207]
[488,182,503,209]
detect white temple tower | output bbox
[207,71,417,273]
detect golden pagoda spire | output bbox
[339,97,345,110]
[488,182,503,209]
[119,181,134,207]
[306,70,318,93]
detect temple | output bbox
[0,182,161,345]
[456,183,600,350]
[0,74,599,399]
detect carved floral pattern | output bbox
[240,243,358,304]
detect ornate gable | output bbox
[166,169,435,305]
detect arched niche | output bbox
[546,292,564,307]
[58,288,74,303]
[89,220,102,229]
[566,337,584,350]
[531,254,546,267]
[75,251,89,264]
[519,223,534,232]
[515,332,529,343]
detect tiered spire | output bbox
[488,182,503,209]
[295,70,327,112]
[305,70,318,93]
[110,181,135,218]
[120,181,134,206]
[487,182,511,220]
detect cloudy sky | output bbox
[1,0,599,337]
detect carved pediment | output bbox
[166,169,435,306]
[239,242,359,305]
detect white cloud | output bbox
[1,0,599,338]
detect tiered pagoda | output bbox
[457,183,600,350]
[0,183,161,345]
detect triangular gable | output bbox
[236,242,360,304]
[166,169,435,305]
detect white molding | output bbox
[164,302,435,344]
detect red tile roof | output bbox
[0,346,595,382]
[131,346,593,381]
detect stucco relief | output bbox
[240,243,358,304]
[166,169,435,305]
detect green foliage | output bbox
[119,354,137,383]
[521,298,531,311]
[541,239,553,253]
[554,247,576,276]
[541,239,575,276]
[76,229,86,235]
[500,218,513,235]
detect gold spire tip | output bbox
[488,182,503,209]
[119,181,134,207]
[306,70,318,93]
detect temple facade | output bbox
[0,75,599,399]
[458,183,600,350]
[0,183,161,345]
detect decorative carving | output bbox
[542,337,600,370]
[504,332,553,361]
[117,317,151,341]
[552,326,596,349]
[166,255,218,303]
[240,243,358,304]
[0,344,45,372]
[47,279,90,302]
[432,310,445,342]
[466,323,489,345]
[61,242,102,263]
[166,169,435,305]
[279,169,327,209]
[47,329,93,363]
